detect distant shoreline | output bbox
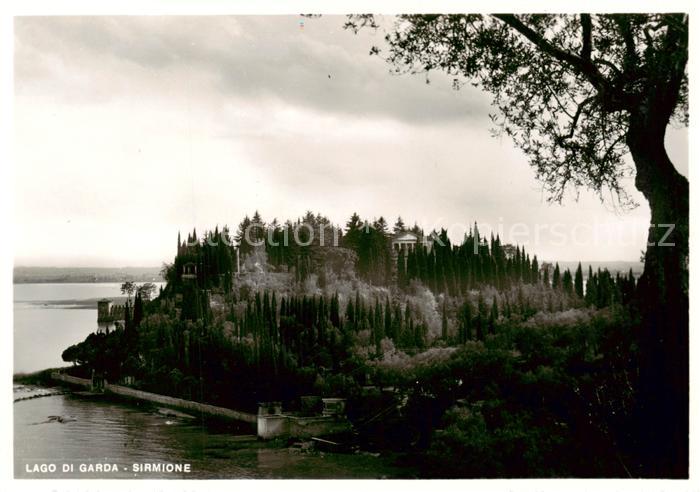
[13,266,164,284]
[13,262,641,284]
[13,367,66,385]
[16,297,129,309]
[13,279,163,284]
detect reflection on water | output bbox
[14,386,406,479]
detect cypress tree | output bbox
[384,298,393,340]
[476,294,487,341]
[397,248,406,288]
[562,269,574,295]
[330,293,340,328]
[574,262,584,298]
[491,297,499,322]
[393,304,403,345]
[488,297,498,335]
[552,263,561,290]
[404,302,412,346]
[585,266,596,305]
[132,293,143,328]
[124,299,133,340]
[531,255,540,283]
[459,300,472,343]
[346,298,355,331]
[441,297,449,340]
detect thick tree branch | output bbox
[595,57,623,78]
[580,14,592,60]
[613,16,639,70]
[658,15,688,121]
[492,14,609,90]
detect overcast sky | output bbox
[13,15,688,267]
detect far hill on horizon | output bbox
[13,261,643,284]
[13,266,164,284]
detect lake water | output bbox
[13,283,407,479]
[14,385,405,479]
[13,283,162,374]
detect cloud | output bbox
[14,15,491,125]
[12,15,686,266]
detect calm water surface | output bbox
[13,283,406,479]
[14,386,404,479]
[14,283,162,373]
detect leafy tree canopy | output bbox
[346,14,688,208]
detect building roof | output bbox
[391,231,421,241]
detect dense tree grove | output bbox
[397,308,642,477]
[168,227,236,292]
[235,210,639,314]
[585,266,637,308]
[346,13,688,477]
[343,213,394,285]
[264,212,342,283]
[262,210,394,285]
[400,226,543,293]
[64,216,639,395]
[59,212,653,477]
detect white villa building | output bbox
[391,231,433,254]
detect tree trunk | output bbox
[627,106,688,477]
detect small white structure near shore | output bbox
[257,399,351,440]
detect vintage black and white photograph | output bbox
[7,5,692,482]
